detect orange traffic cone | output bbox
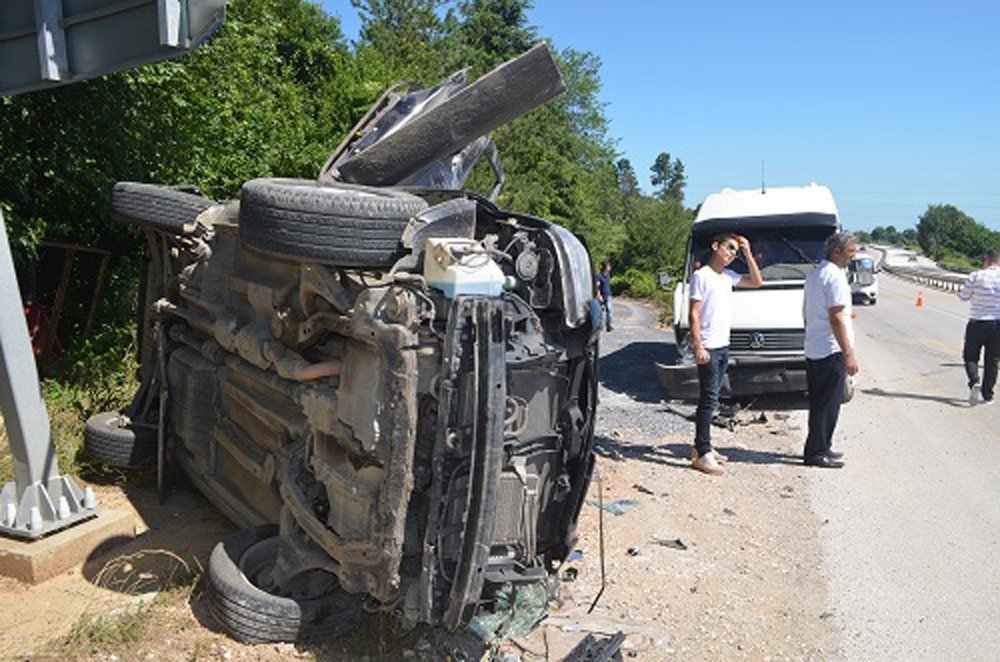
[915,291,924,307]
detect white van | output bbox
[658,184,840,399]
[848,254,878,305]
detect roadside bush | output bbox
[611,268,659,298]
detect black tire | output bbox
[207,525,363,644]
[84,411,156,468]
[112,182,215,233]
[238,178,428,267]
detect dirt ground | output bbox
[0,301,839,660]
[517,414,840,660]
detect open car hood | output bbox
[319,42,565,191]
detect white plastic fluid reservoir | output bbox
[423,238,506,298]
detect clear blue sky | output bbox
[320,1,1000,232]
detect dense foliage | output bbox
[916,204,1000,269]
[857,207,1000,271]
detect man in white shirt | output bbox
[959,249,999,405]
[689,233,763,475]
[802,232,858,468]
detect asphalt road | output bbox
[812,274,999,660]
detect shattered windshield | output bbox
[691,226,834,281]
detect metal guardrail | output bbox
[868,244,968,293]
[882,264,967,292]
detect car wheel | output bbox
[84,411,156,468]
[207,525,363,644]
[238,178,428,268]
[112,182,216,233]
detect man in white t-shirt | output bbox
[689,233,763,474]
[958,249,999,406]
[802,232,858,468]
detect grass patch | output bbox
[63,604,151,656]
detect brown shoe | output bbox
[692,453,724,475]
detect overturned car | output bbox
[88,44,600,642]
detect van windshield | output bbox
[849,258,874,272]
[690,226,834,281]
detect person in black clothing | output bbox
[596,261,613,331]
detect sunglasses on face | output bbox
[723,242,738,252]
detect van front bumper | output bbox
[656,356,807,401]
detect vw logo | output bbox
[749,332,766,349]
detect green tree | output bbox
[917,204,999,261]
[650,151,686,203]
[351,0,455,82]
[453,0,536,73]
[621,196,693,277]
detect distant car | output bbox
[849,256,878,305]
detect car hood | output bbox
[319,42,565,190]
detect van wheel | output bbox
[207,525,363,644]
[238,178,428,268]
[84,412,156,469]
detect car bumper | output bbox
[656,358,807,401]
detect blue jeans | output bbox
[694,346,729,456]
[603,297,613,330]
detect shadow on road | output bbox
[861,387,969,408]
[594,435,803,470]
[599,341,675,403]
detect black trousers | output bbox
[805,352,846,460]
[963,319,999,400]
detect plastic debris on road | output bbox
[585,498,638,516]
[651,535,688,550]
[467,581,549,645]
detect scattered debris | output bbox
[626,547,640,557]
[651,535,688,551]
[586,498,638,516]
[631,483,654,495]
[569,549,584,562]
[819,611,835,620]
[562,567,579,582]
[723,507,737,517]
[563,631,627,662]
[467,582,549,645]
[779,485,795,498]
